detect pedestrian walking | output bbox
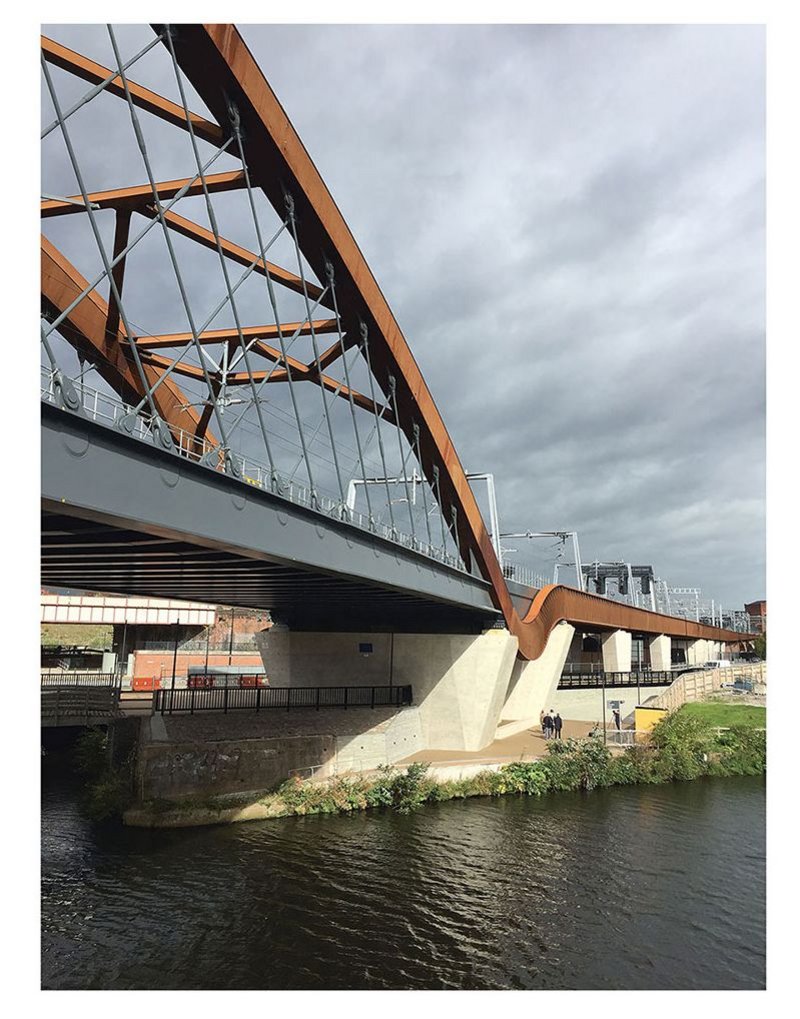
[612,708,621,731]
[554,712,563,740]
[542,712,553,739]
[539,708,545,731]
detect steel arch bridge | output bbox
[40,24,747,658]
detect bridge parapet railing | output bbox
[558,671,673,689]
[41,671,120,689]
[153,683,413,715]
[41,367,464,575]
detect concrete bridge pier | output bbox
[602,629,633,672]
[687,638,712,666]
[256,626,519,753]
[495,622,576,738]
[649,634,672,671]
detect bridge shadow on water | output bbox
[42,751,765,991]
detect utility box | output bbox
[634,706,668,738]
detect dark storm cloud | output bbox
[41,23,765,607]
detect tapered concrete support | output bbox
[566,630,584,665]
[602,629,632,672]
[496,622,575,738]
[649,634,671,672]
[257,627,519,752]
[686,638,711,666]
[393,630,519,751]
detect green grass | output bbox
[680,702,766,729]
[41,623,113,649]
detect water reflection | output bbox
[42,762,765,990]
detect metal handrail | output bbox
[605,730,650,746]
[40,671,120,688]
[558,670,673,689]
[41,367,466,574]
[154,683,413,715]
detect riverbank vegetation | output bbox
[270,708,765,817]
[74,727,135,821]
[126,706,766,827]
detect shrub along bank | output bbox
[272,709,765,817]
[124,708,766,826]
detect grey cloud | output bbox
[41,23,765,607]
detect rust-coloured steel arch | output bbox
[158,25,749,656]
[40,25,751,658]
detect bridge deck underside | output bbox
[41,512,494,633]
[41,403,498,632]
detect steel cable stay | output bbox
[105,25,235,462]
[326,261,373,525]
[41,138,234,340]
[220,285,331,462]
[232,121,317,500]
[41,31,166,140]
[129,218,288,414]
[412,422,435,549]
[39,26,472,576]
[283,343,365,490]
[358,324,397,537]
[386,375,417,544]
[163,27,279,487]
[41,54,164,432]
[169,368,389,482]
[286,196,347,512]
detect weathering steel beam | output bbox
[42,35,226,149]
[41,171,248,218]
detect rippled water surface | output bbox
[42,761,765,990]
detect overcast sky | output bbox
[42,24,765,609]
[243,24,765,607]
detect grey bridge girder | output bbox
[41,404,500,631]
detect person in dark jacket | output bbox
[553,712,563,740]
[542,712,553,739]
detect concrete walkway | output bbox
[399,718,595,766]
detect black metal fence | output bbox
[41,686,120,726]
[153,684,413,715]
[558,671,673,689]
[40,671,120,689]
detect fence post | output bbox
[190,686,195,715]
[256,686,261,713]
[371,686,375,709]
[224,684,229,714]
[344,687,348,711]
[316,687,320,711]
[287,687,292,712]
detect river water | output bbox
[41,762,765,990]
